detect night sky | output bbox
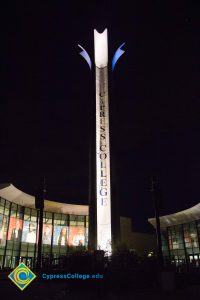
[1,2,200,232]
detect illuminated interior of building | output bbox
[0,184,88,269]
[149,203,200,268]
[0,183,156,269]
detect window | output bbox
[0,198,5,215]
[168,225,184,250]
[70,215,85,226]
[183,222,199,249]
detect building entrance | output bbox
[189,254,200,267]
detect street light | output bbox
[35,177,46,271]
[150,176,164,270]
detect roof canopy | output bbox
[148,203,200,229]
[0,184,88,216]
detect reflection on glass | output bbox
[58,227,68,246]
[22,221,36,243]
[85,227,88,247]
[42,224,52,245]
[68,227,85,246]
[8,217,23,242]
[53,226,68,246]
[190,233,198,247]
[183,223,199,248]
[0,215,7,246]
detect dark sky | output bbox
[1,1,200,232]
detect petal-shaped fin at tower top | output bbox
[112,43,125,71]
[78,44,92,70]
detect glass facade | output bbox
[0,197,88,269]
[161,220,200,268]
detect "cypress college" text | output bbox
[99,90,108,207]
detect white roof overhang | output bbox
[0,183,89,216]
[148,203,200,229]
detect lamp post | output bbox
[35,177,46,272]
[150,176,164,270]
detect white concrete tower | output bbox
[94,29,112,252]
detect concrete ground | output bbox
[1,268,200,299]
[0,278,200,300]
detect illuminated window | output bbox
[183,222,199,249]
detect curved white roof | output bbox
[148,203,200,228]
[0,184,89,216]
